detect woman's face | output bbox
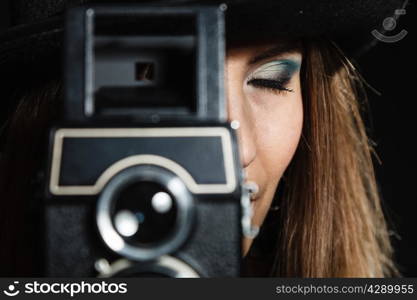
[225,41,304,255]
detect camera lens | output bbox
[112,266,175,278]
[97,165,194,261]
[118,272,170,278]
[112,182,177,246]
[97,257,200,278]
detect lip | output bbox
[245,181,260,201]
[250,194,260,201]
[249,186,261,202]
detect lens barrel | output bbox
[96,165,194,261]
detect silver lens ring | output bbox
[96,164,194,261]
[97,256,200,278]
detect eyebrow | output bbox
[248,41,302,65]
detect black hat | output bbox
[0,0,409,78]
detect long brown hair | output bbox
[0,76,61,276]
[272,39,397,277]
[0,39,397,277]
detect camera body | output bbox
[41,5,249,277]
[45,124,242,277]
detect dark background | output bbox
[357,3,416,277]
[0,1,416,276]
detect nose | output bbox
[234,116,257,168]
[226,82,257,169]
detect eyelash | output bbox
[246,78,294,93]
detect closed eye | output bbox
[246,59,300,94]
[246,78,293,93]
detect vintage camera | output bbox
[41,5,256,277]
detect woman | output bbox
[236,39,397,277]
[0,0,404,277]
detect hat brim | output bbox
[0,0,407,71]
[0,16,62,66]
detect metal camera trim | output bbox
[96,255,200,278]
[96,164,194,261]
[49,127,237,195]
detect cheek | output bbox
[246,86,303,179]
